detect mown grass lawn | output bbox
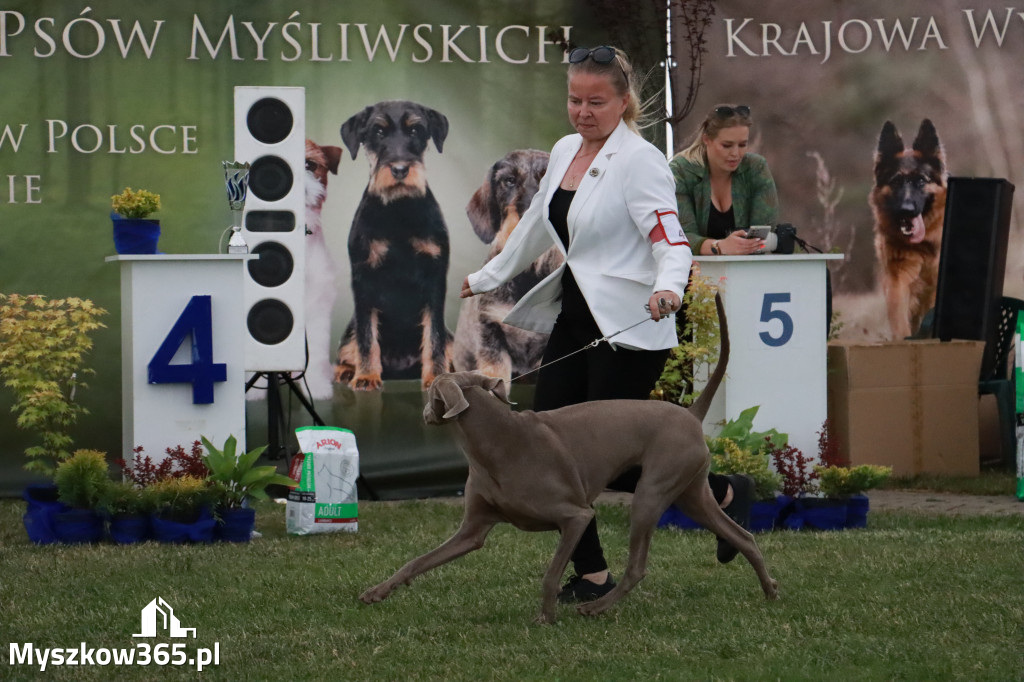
[1,497,1021,681]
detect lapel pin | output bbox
[589,168,600,177]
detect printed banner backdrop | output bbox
[689,0,1024,339]
[3,0,1023,496]
[0,0,602,496]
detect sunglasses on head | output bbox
[568,46,628,84]
[568,45,618,65]
[713,105,751,118]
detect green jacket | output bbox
[669,153,780,254]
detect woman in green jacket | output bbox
[670,104,780,257]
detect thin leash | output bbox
[510,313,661,383]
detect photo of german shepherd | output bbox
[869,119,947,339]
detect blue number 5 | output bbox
[148,295,227,404]
[759,293,793,347]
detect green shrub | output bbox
[815,464,893,497]
[111,187,160,219]
[0,293,107,475]
[652,268,720,406]
[54,449,109,509]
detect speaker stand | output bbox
[245,372,379,500]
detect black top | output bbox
[549,188,596,327]
[706,203,736,239]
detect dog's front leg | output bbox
[536,510,594,625]
[360,516,496,605]
[352,307,384,390]
[419,303,452,389]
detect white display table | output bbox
[693,253,844,460]
[106,254,253,465]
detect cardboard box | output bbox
[827,340,984,476]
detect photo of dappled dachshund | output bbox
[334,100,454,391]
[301,139,343,401]
[453,149,562,385]
[360,296,778,624]
[869,119,947,340]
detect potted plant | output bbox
[110,187,161,254]
[769,433,852,531]
[52,449,109,543]
[98,480,150,544]
[201,435,297,542]
[147,475,216,543]
[815,464,892,529]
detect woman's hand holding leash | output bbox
[646,290,679,322]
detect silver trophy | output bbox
[222,161,251,254]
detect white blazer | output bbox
[467,120,693,350]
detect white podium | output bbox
[106,254,253,464]
[693,254,843,460]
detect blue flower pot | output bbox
[789,497,848,531]
[108,514,150,544]
[22,485,67,545]
[749,500,779,532]
[52,508,104,544]
[216,507,256,543]
[846,494,870,529]
[151,507,215,544]
[111,215,160,254]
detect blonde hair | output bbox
[566,47,650,134]
[677,104,753,166]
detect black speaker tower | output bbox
[933,176,1015,378]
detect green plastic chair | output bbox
[978,297,1024,467]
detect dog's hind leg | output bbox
[537,508,595,625]
[359,497,499,604]
[677,484,779,600]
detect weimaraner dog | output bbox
[359,294,779,623]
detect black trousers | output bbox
[533,312,729,576]
[533,313,668,576]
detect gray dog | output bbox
[359,295,779,623]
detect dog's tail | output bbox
[687,292,729,423]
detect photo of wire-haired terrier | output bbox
[334,100,454,391]
[869,118,946,340]
[453,149,562,385]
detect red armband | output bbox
[649,210,688,246]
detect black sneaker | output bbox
[717,474,754,564]
[557,573,616,603]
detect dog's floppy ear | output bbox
[423,107,449,153]
[433,377,470,419]
[466,163,499,244]
[874,120,904,186]
[911,119,944,176]
[341,107,373,160]
[322,145,343,175]
[481,375,514,406]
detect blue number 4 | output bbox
[148,295,228,404]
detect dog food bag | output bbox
[1016,313,1024,501]
[287,426,359,534]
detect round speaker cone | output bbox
[249,156,293,202]
[247,299,293,346]
[248,242,294,288]
[246,98,293,145]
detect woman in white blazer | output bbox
[461,46,752,602]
